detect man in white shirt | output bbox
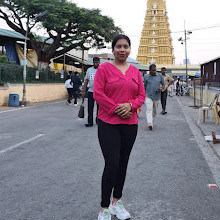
[82,57,100,127]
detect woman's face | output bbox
[113,39,130,62]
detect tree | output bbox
[0,0,122,68]
[0,55,9,63]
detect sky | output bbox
[1,0,220,65]
[71,0,220,65]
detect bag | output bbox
[78,98,85,118]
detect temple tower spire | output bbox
[137,0,175,65]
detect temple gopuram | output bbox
[137,0,175,65]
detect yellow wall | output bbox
[0,84,67,106]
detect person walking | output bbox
[144,64,164,130]
[168,83,174,97]
[93,34,145,220]
[82,57,100,127]
[176,77,180,96]
[160,67,174,114]
[71,72,82,106]
[137,71,147,117]
[64,75,73,105]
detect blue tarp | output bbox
[4,42,20,65]
[195,72,201,77]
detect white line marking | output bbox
[0,107,31,113]
[0,134,45,154]
[0,101,65,114]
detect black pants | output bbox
[176,86,180,96]
[73,90,79,104]
[88,92,99,125]
[98,119,138,207]
[67,88,73,103]
[161,89,168,111]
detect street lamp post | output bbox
[21,20,28,105]
[178,21,192,85]
[21,10,48,106]
[184,29,188,84]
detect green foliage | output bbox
[0,55,10,63]
[0,63,23,83]
[0,0,122,62]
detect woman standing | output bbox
[64,75,73,105]
[94,34,146,220]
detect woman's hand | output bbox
[120,111,133,119]
[115,103,133,118]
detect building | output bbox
[0,28,88,72]
[88,53,149,71]
[137,0,175,65]
[201,56,220,87]
[156,64,200,79]
[89,53,200,78]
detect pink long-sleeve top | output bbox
[93,62,146,125]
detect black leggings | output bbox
[98,119,138,207]
[67,88,73,103]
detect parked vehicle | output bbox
[180,84,190,96]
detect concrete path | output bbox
[0,96,220,220]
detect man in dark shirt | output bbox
[71,72,82,106]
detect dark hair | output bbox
[66,75,71,80]
[112,34,131,49]
[74,71,79,75]
[161,67,166,70]
[93,57,100,62]
[149,64,156,70]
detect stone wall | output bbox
[0,84,67,106]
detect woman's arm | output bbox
[93,67,118,116]
[128,71,146,110]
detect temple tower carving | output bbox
[137,0,175,65]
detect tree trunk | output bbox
[38,61,49,70]
[38,56,50,70]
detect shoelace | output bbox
[115,200,126,211]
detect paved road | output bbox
[0,97,220,220]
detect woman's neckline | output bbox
[110,61,131,75]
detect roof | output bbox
[200,56,220,65]
[0,28,54,44]
[0,28,28,40]
[90,53,141,64]
[88,58,149,70]
[126,57,140,64]
[52,52,89,65]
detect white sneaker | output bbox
[109,200,131,220]
[98,208,111,220]
[74,104,78,107]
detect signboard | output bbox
[21,60,27,66]
[183,59,190,65]
[35,70,39,79]
[61,69,64,79]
